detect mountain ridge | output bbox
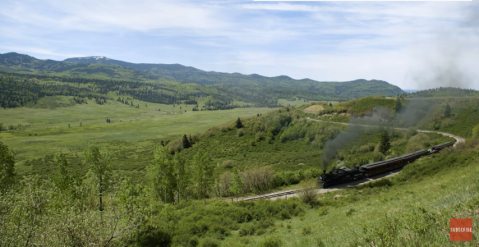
[0,52,405,106]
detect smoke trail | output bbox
[322,124,363,170]
[407,2,479,90]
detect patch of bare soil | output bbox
[304,105,324,113]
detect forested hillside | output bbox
[0,52,405,109]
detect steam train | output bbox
[318,142,454,188]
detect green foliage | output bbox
[52,152,74,194]
[192,150,214,202]
[317,206,329,216]
[379,131,391,155]
[0,175,148,246]
[301,226,312,235]
[182,134,191,149]
[84,145,112,211]
[236,117,244,128]
[0,141,16,193]
[146,145,176,203]
[395,97,402,112]
[258,237,283,247]
[473,123,479,138]
[444,103,451,118]
[228,170,243,199]
[319,96,396,116]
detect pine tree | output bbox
[445,103,451,118]
[236,117,243,129]
[395,98,402,112]
[379,131,391,155]
[182,134,191,149]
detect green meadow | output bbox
[0,95,275,173]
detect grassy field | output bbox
[219,140,479,246]
[0,95,275,174]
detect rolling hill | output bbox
[0,52,405,108]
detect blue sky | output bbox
[0,0,478,90]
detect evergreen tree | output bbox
[395,98,402,112]
[445,103,451,118]
[182,134,191,149]
[379,131,391,155]
[329,102,333,107]
[236,117,244,129]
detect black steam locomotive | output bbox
[318,142,454,188]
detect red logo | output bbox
[450,218,473,241]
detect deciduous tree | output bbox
[84,146,111,211]
[0,141,15,193]
[192,150,214,205]
[146,146,176,203]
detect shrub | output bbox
[237,129,244,137]
[298,179,318,206]
[346,208,356,216]
[137,226,172,247]
[317,206,329,216]
[199,237,220,247]
[238,224,256,236]
[222,160,233,168]
[301,226,312,235]
[258,237,282,247]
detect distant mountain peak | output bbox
[69,56,110,60]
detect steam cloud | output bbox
[321,108,392,170]
[407,2,479,90]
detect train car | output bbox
[360,150,428,178]
[429,142,454,153]
[319,142,455,188]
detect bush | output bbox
[317,206,329,216]
[199,237,220,247]
[301,226,312,235]
[137,226,172,247]
[238,224,256,236]
[298,179,318,206]
[346,208,356,216]
[237,129,244,137]
[258,237,282,247]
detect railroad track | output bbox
[241,189,298,201]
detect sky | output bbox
[0,0,478,90]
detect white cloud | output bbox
[0,0,224,32]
